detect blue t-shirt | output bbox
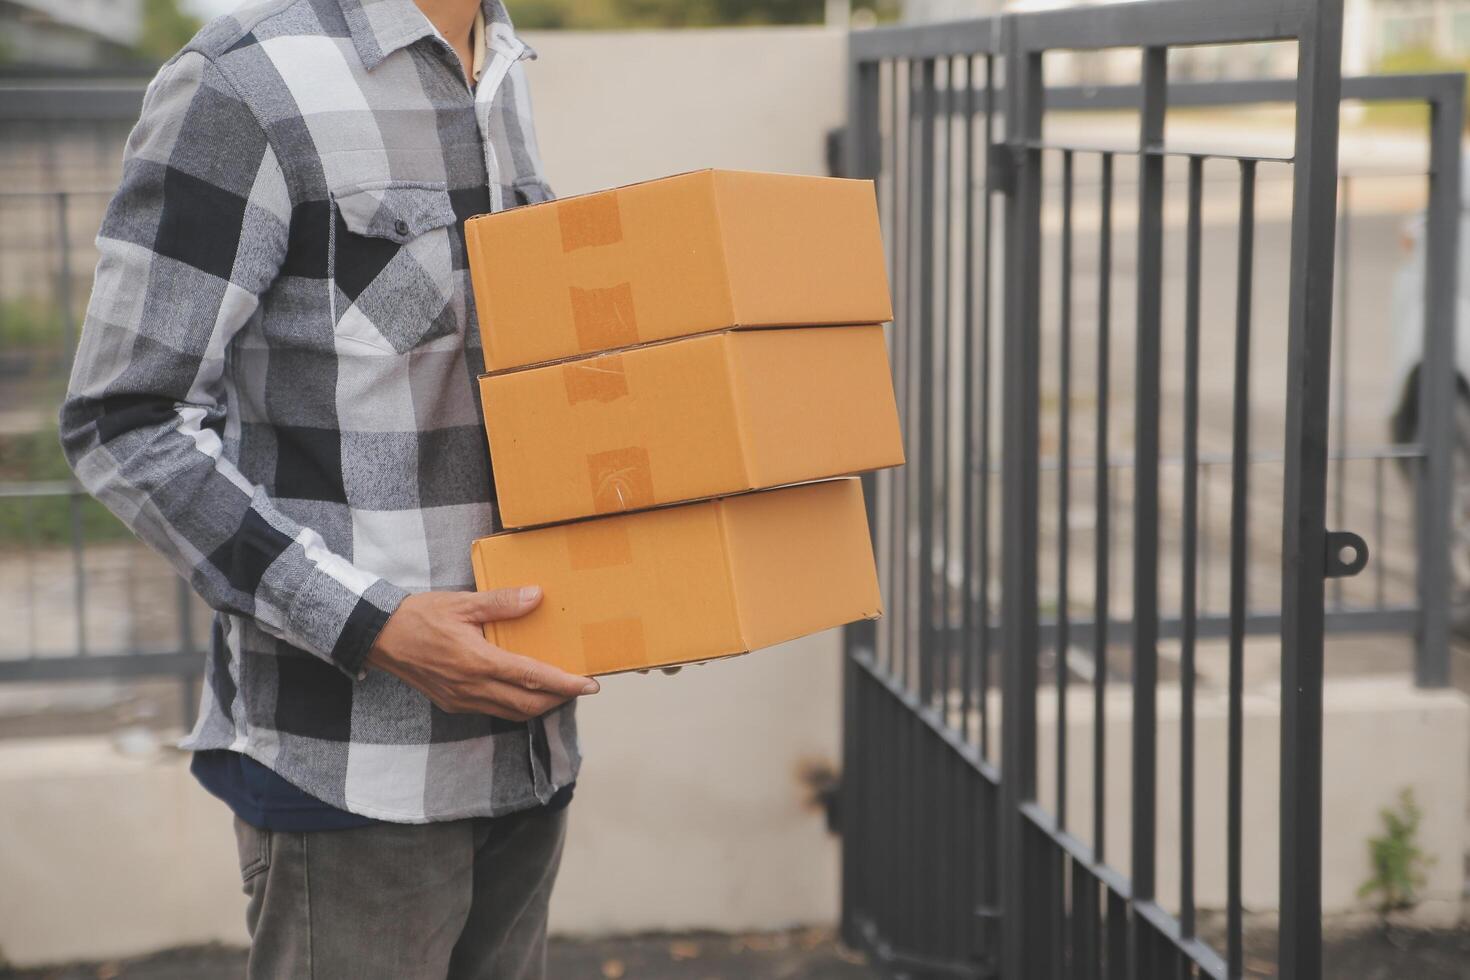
[192,749,573,832]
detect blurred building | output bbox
[0,0,142,70]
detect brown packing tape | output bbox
[562,354,629,405]
[587,446,655,513]
[569,282,639,351]
[558,190,623,251]
[580,618,647,675]
[564,519,635,571]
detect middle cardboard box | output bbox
[482,323,904,529]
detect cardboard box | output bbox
[465,169,893,372]
[470,478,881,675]
[482,324,903,528]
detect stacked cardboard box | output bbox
[464,169,904,675]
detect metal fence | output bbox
[840,0,1462,978]
[0,78,209,709]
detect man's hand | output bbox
[367,586,598,721]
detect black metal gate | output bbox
[833,0,1439,976]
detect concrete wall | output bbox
[524,27,847,196]
[1024,677,1470,925]
[523,21,852,938]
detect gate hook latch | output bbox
[1325,530,1369,578]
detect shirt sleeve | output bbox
[59,51,408,678]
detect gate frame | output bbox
[835,1,1443,977]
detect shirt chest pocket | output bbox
[329,181,461,354]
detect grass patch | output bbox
[0,297,68,353]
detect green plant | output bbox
[1357,788,1433,917]
[0,297,67,351]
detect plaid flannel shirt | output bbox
[60,0,579,823]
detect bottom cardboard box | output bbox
[469,478,881,675]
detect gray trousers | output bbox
[233,806,568,980]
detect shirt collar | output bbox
[339,0,528,73]
[470,7,486,82]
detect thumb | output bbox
[467,586,542,623]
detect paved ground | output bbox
[1241,923,1470,980]
[0,931,876,980]
[6,923,1470,979]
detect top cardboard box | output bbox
[464,169,893,372]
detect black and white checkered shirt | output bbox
[60,0,579,822]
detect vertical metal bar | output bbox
[900,57,919,690]
[1279,3,1345,976]
[1130,50,1167,969]
[978,53,997,762]
[1331,176,1351,610]
[901,685,917,950]
[1105,889,1128,980]
[937,56,955,725]
[24,491,40,658]
[56,191,76,368]
[939,61,963,953]
[918,57,937,706]
[1374,455,1386,608]
[1228,157,1257,980]
[1057,149,1074,833]
[849,54,883,656]
[56,192,87,658]
[1092,151,1114,868]
[890,56,918,953]
[1202,463,1214,615]
[1179,154,1204,943]
[914,57,939,958]
[1415,81,1463,688]
[1072,863,1098,980]
[1000,24,1043,980]
[961,53,978,747]
[876,59,894,672]
[840,653,859,948]
[178,575,198,729]
[841,48,882,949]
[888,58,907,679]
[876,669,896,945]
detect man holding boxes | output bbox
[60,1,898,978]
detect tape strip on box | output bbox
[562,354,629,404]
[569,282,639,351]
[587,446,654,513]
[558,190,622,251]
